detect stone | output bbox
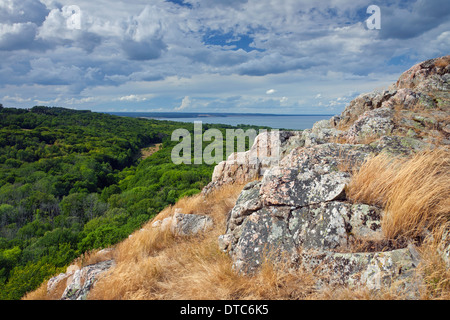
[381,88,426,110]
[216,55,449,293]
[371,135,433,155]
[47,273,72,294]
[160,217,174,232]
[61,260,115,300]
[290,202,350,250]
[203,131,304,194]
[300,245,421,293]
[439,229,450,269]
[339,90,397,127]
[346,107,395,144]
[221,199,386,274]
[229,206,298,273]
[396,55,450,91]
[345,204,383,240]
[171,212,214,236]
[260,166,350,207]
[280,143,375,173]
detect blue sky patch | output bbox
[202,30,264,52]
[165,0,193,9]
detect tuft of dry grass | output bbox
[416,225,450,300]
[347,148,450,240]
[22,281,53,300]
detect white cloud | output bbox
[280,97,288,103]
[266,89,276,95]
[2,95,32,103]
[175,96,191,111]
[116,94,153,102]
[0,22,38,50]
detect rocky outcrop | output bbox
[339,90,397,129]
[219,179,385,275]
[203,131,303,194]
[396,56,450,92]
[206,58,449,191]
[345,107,395,144]
[47,259,115,300]
[217,55,449,293]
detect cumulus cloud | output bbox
[116,94,153,102]
[0,0,49,25]
[0,0,449,113]
[379,0,450,39]
[0,22,38,51]
[175,96,192,111]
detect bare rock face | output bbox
[219,180,384,275]
[339,90,397,128]
[216,56,449,293]
[396,56,450,91]
[260,166,349,207]
[346,107,395,144]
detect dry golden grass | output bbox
[85,181,318,300]
[347,148,450,240]
[22,281,52,300]
[415,224,450,300]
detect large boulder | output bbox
[338,90,397,128]
[396,56,450,92]
[260,166,349,207]
[219,181,384,274]
[280,143,376,172]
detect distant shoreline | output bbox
[105,112,336,118]
[104,112,336,130]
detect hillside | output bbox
[26,55,449,300]
[0,107,265,300]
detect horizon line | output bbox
[105,111,337,117]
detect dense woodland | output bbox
[0,105,266,299]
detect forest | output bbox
[0,105,267,300]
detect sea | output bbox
[106,112,336,131]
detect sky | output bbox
[0,0,449,115]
